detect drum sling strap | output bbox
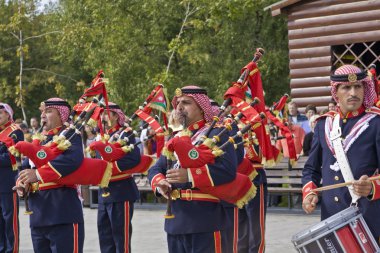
[331,114,360,204]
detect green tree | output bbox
[1,0,289,119]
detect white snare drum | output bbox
[292,206,380,253]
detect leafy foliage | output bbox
[0,0,288,120]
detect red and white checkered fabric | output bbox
[331,65,376,108]
[171,85,213,123]
[45,98,70,123]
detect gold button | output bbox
[334,176,339,181]
[334,196,339,202]
[343,119,347,123]
[193,123,199,130]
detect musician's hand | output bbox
[156,179,171,199]
[12,179,29,197]
[302,194,318,214]
[166,168,189,184]
[19,169,39,184]
[353,175,373,197]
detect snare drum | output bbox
[292,206,380,253]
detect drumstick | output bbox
[312,175,380,193]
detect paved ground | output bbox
[18,205,320,253]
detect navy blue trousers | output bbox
[221,206,239,253]
[31,223,84,253]
[238,170,268,253]
[0,192,19,253]
[98,201,134,253]
[167,231,226,253]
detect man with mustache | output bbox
[0,103,23,253]
[148,86,237,252]
[17,98,85,252]
[302,65,380,240]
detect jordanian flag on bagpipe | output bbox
[135,84,170,157]
[143,84,170,131]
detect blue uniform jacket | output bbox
[0,125,23,193]
[148,126,237,235]
[98,129,141,204]
[25,132,84,228]
[303,112,380,237]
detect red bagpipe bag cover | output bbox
[164,134,256,208]
[11,140,111,187]
[88,140,154,176]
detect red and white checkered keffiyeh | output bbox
[0,103,14,122]
[331,65,376,108]
[44,98,71,124]
[108,102,126,126]
[171,85,213,123]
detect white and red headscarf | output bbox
[0,103,14,122]
[42,98,71,124]
[108,102,126,126]
[331,65,376,109]
[171,85,213,123]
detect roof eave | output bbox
[264,0,303,16]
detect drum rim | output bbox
[292,206,361,244]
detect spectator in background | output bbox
[302,115,319,156]
[288,101,309,133]
[305,104,317,120]
[30,117,40,134]
[143,128,157,156]
[81,124,98,207]
[328,99,337,111]
[19,122,32,142]
[302,104,318,134]
[276,120,305,157]
[83,125,97,158]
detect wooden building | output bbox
[265,0,380,111]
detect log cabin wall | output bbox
[267,0,380,112]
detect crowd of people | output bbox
[0,63,380,253]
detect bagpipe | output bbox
[85,84,171,194]
[163,49,268,218]
[9,73,114,205]
[264,94,298,166]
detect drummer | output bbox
[302,64,380,241]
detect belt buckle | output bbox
[185,189,193,201]
[171,189,181,200]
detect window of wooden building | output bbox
[332,41,380,80]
